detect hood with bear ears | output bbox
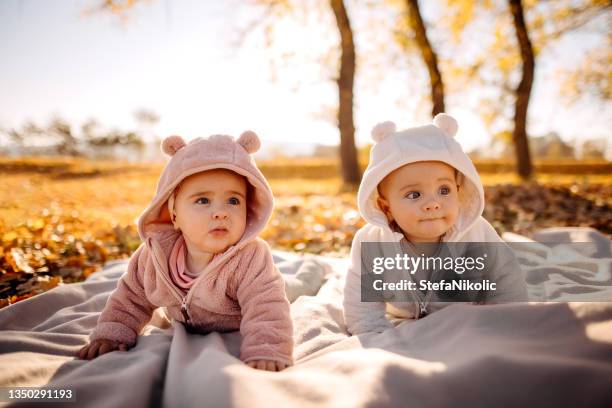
[357,113,485,242]
[136,130,274,257]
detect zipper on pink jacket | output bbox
[148,238,192,324]
[180,297,191,324]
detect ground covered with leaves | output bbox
[1,157,610,307]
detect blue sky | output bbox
[0,0,609,155]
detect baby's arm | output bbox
[79,244,157,359]
[343,235,394,335]
[235,240,293,370]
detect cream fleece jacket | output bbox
[343,114,528,335]
[90,131,293,365]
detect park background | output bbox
[0,0,610,307]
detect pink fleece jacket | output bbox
[90,131,293,365]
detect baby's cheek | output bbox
[231,211,245,225]
[184,227,204,243]
[447,204,460,224]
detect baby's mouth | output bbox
[209,226,229,235]
[421,217,444,222]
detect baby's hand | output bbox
[78,339,129,360]
[246,360,288,371]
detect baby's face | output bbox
[173,169,247,255]
[377,161,459,243]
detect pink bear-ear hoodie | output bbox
[89,131,293,366]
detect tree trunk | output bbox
[406,0,445,116]
[509,0,534,180]
[330,0,360,185]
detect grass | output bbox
[1,156,610,231]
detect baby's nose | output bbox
[423,200,441,211]
[213,210,229,220]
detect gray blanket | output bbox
[1,228,611,407]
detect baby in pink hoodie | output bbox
[78,131,293,371]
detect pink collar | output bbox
[168,234,200,293]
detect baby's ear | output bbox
[161,135,186,156]
[237,130,260,154]
[376,196,392,218]
[455,170,464,188]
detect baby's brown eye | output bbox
[196,197,210,204]
[228,197,240,205]
[440,186,450,195]
[405,191,420,200]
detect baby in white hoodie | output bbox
[343,113,528,335]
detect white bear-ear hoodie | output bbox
[343,114,528,335]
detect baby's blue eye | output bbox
[195,197,210,204]
[440,186,450,195]
[228,197,240,205]
[405,191,420,200]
